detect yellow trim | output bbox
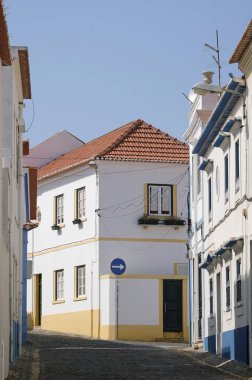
[173,184,177,217]
[73,296,87,302]
[100,274,187,280]
[174,263,178,275]
[52,300,65,305]
[53,196,56,225]
[27,312,33,330]
[57,223,65,228]
[29,237,97,257]
[74,189,77,219]
[28,237,187,258]
[144,183,148,215]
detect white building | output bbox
[183,90,218,347]
[27,119,190,342]
[185,19,252,365]
[0,3,33,378]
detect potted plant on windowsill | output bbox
[138,217,159,225]
[163,218,186,226]
[138,216,186,226]
[72,218,82,224]
[51,224,60,230]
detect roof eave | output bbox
[192,79,245,156]
[230,19,252,63]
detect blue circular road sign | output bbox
[110,258,126,275]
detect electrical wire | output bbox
[97,170,188,213]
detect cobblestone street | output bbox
[7,330,252,380]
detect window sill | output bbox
[235,301,243,309]
[51,223,65,230]
[72,217,87,225]
[73,296,87,302]
[52,299,65,305]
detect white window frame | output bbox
[208,176,212,222]
[75,265,86,298]
[209,277,213,316]
[236,258,242,304]
[55,269,64,301]
[224,153,229,203]
[148,184,172,216]
[226,266,231,310]
[235,139,240,193]
[76,187,86,219]
[56,194,64,225]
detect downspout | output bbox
[242,83,251,365]
[89,159,99,338]
[187,169,192,346]
[17,103,25,357]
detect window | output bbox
[226,266,230,308]
[75,265,86,298]
[208,177,212,221]
[224,154,229,203]
[148,184,172,216]
[235,140,240,192]
[56,194,64,225]
[55,270,64,301]
[209,278,213,315]
[236,259,242,303]
[76,187,86,219]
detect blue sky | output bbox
[5,0,251,146]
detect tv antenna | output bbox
[205,30,221,86]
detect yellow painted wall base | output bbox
[100,324,163,341]
[41,310,99,338]
[27,312,34,330]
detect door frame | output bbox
[163,279,183,332]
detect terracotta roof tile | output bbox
[38,120,189,181]
[0,0,11,66]
[230,19,252,63]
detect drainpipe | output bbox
[17,103,25,357]
[89,160,99,338]
[242,83,251,366]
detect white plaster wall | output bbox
[32,243,98,316]
[118,279,159,325]
[29,166,97,254]
[200,98,249,337]
[100,278,159,326]
[98,161,188,240]
[98,160,188,276]
[100,278,116,325]
[99,241,186,275]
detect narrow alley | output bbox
[7,331,252,380]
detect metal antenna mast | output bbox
[205,30,221,86]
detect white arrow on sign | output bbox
[111,264,124,271]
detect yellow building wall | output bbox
[28,275,188,342]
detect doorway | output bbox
[216,272,222,354]
[163,279,182,332]
[34,274,42,326]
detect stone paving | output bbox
[7,330,252,379]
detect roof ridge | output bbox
[97,119,143,158]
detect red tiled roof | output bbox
[0,0,11,66]
[230,19,252,63]
[38,120,189,181]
